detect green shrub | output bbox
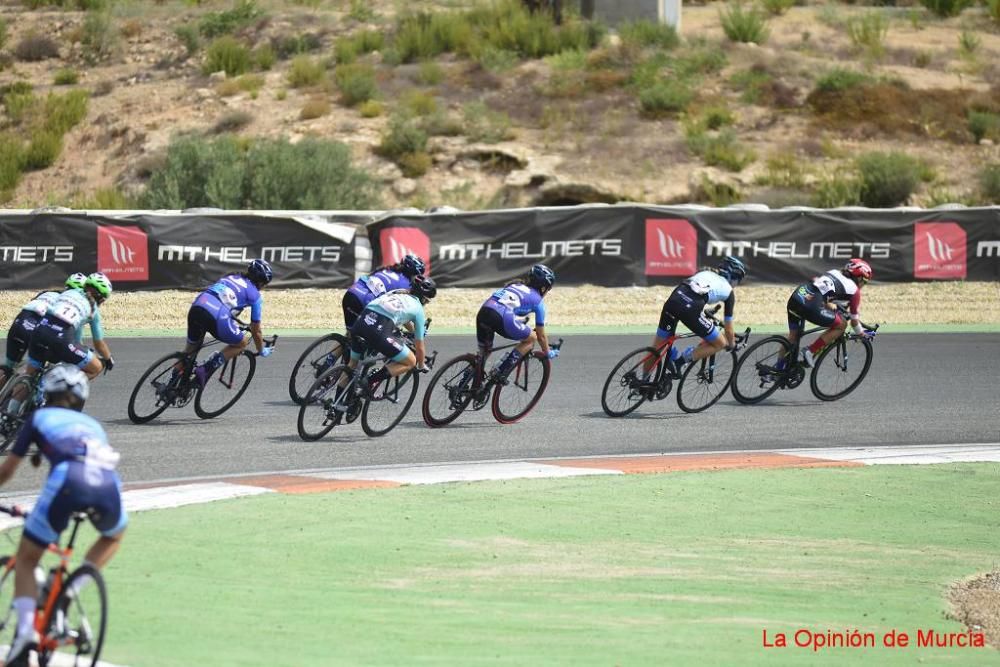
[141,136,247,209]
[376,115,428,161]
[758,151,808,189]
[287,56,326,88]
[730,66,771,104]
[254,44,275,71]
[348,0,376,22]
[403,90,438,117]
[0,19,7,52]
[359,100,383,118]
[846,11,889,61]
[334,63,377,106]
[44,90,89,135]
[398,151,432,178]
[618,19,679,50]
[475,46,519,72]
[204,36,252,76]
[272,33,323,60]
[462,101,512,143]
[814,68,873,93]
[812,173,862,207]
[686,129,755,171]
[673,44,728,78]
[3,91,38,125]
[416,61,444,85]
[968,111,1000,143]
[760,0,795,16]
[856,150,919,207]
[919,0,971,17]
[199,0,263,38]
[175,25,201,59]
[422,109,463,136]
[82,10,120,64]
[335,29,385,64]
[638,79,694,117]
[23,131,62,170]
[958,30,980,59]
[719,3,769,44]
[394,11,474,62]
[0,134,24,200]
[14,33,60,62]
[979,163,1000,203]
[53,69,79,86]
[989,0,1000,25]
[71,188,134,210]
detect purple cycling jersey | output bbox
[481,283,547,326]
[348,269,412,307]
[204,274,263,322]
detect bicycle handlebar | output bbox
[0,505,25,518]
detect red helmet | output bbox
[843,258,872,284]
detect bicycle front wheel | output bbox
[127,352,186,424]
[362,370,420,437]
[0,375,36,453]
[810,336,874,401]
[297,365,351,441]
[194,351,256,419]
[677,349,737,414]
[288,333,349,405]
[0,556,17,651]
[492,352,551,424]
[600,347,660,418]
[40,563,107,667]
[421,354,477,428]
[731,336,792,405]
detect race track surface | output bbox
[4,333,997,493]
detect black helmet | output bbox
[410,274,437,301]
[400,254,426,278]
[717,256,747,284]
[247,259,273,286]
[527,264,556,290]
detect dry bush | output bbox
[299,97,330,120]
[14,33,59,62]
[211,110,253,133]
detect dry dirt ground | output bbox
[1,1,999,208]
[1,283,998,330]
[951,572,1000,649]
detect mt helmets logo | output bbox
[914,222,966,279]
[645,219,697,276]
[380,227,430,274]
[97,225,149,281]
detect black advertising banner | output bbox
[0,213,363,290]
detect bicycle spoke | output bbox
[298,366,350,441]
[601,347,660,417]
[195,351,256,419]
[731,337,792,405]
[492,353,551,423]
[363,372,419,437]
[422,355,478,427]
[677,350,736,414]
[810,336,874,401]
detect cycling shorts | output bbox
[27,318,92,369]
[342,290,366,329]
[5,310,41,366]
[657,284,720,341]
[25,461,127,547]
[349,310,409,363]
[475,306,532,349]
[187,293,245,347]
[787,284,842,331]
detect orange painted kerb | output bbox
[227,475,401,494]
[544,453,862,474]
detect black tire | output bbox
[39,563,107,667]
[0,375,38,452]
[194,351,256,419]
[297,365,352,441]
[127,352,186,425]
[810,335,874,401]
[362,370,420,437]
[731,336,793,405]
[421,354,478,428]
[492,351,551,424]
[0,556,17,650]
[288,333,349,405]
[600,347,660,418]
[677,349,738,414]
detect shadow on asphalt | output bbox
[578,410,688,420]
[397,421,495,431]
[106,417,206,427]
[267,434,373,445]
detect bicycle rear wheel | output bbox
[288,333,349,405]
[0,375,37,453]
[297,365,352,441]
[194,351,256,419]
[0,556,17,651]
[731,336,792,405]
[677,349,737,414]
[40,564,107,667]
[600,347,660,418]
[421,354,477,428]
[362,370,420,437]
[810,336,874,401]
[127,352,187,424]
[492,352,551,424]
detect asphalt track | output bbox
[3,333,998,493]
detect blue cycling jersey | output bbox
[482,283,547,326]
[365,292,427,340]
[356,270,411,299]
[205,274,264,322]
[13,407,120,470]
[684,270,736,321]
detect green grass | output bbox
[59,464,1000,665]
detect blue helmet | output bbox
[400,254,426,278]
[717,256,747,284]
[409,274,437,301]
[247,259,273,286]
[528,264,556,290]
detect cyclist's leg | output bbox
[342,290,365,331]
[648,298,680,376]
[75,469,127,594]
[474,307,498,386]
[2,313,38,385]
[800,299,844,364]
[492,310,534,377]
[674,302,721,364]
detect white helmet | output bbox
[41,364,90,404]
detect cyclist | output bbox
[346,275,437,395]
[475,264,558,382]
[649,256,746,378]
[0,365,126,666]
[343,254,426,329]
[1,273,87,388]
[788,258,874,368]
[185,259,274,387]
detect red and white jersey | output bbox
[812,269,861,319]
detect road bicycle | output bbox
[0,505,108,667]
[287,332,351,405]
[422,337,565,427]
[731,316,880,404]
[127,321,277,424]
[0,367,46,454]
[297,328,436,441]
[601,307,750,417]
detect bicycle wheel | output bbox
[600,347,660,418]
[288,333,349,405]
[0,556,17,651]
[39,564,107,667]
[810,335,874,401]
[0,375,37,453]
[677,349,737,414]
[194,351,256,419]
[127,352,186,424]
[297,365,352,441]
[421,354,478,428]
[731,336,793,405]
[362,370,420,437]
[492,352,551,424]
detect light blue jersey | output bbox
[365,292,427,340]
[22,290,61,317]
[45,289,104,342]
[684,270,734,319]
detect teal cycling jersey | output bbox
[365,292,426,340]
[45,289,104,343]
[22,290,61,317]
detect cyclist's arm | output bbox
[249,296,265,352]
[93,339,112,361]
[723,292,736,347]
[535,325,550,355]
[849,290,863,334]
[413,339,426,368]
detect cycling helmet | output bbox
[65,272,87,290]
[247,259,273,286]
[399,254,426,278]
[527,264,556,290]
[85,272,113,301]
[409,274,437,302]
[717,256,747,284]
[843,258,872,284]
[41,364,90,407]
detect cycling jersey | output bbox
[344,270,412,328]
[482,283,547,325]
[5,291,61,367]
[810,269,862,320]
[21,290,62,318]
[187,274,263,347]
[45,289,104,344]
[683,271,735,320]
[350,292,426,363]
[205,274,263,322]
[365,292,426,341]
[657,270,735,341]
[787,269,863,331]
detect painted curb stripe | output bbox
[232,475,401,494]
[303,461,619,485]
[543,452,861,473]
